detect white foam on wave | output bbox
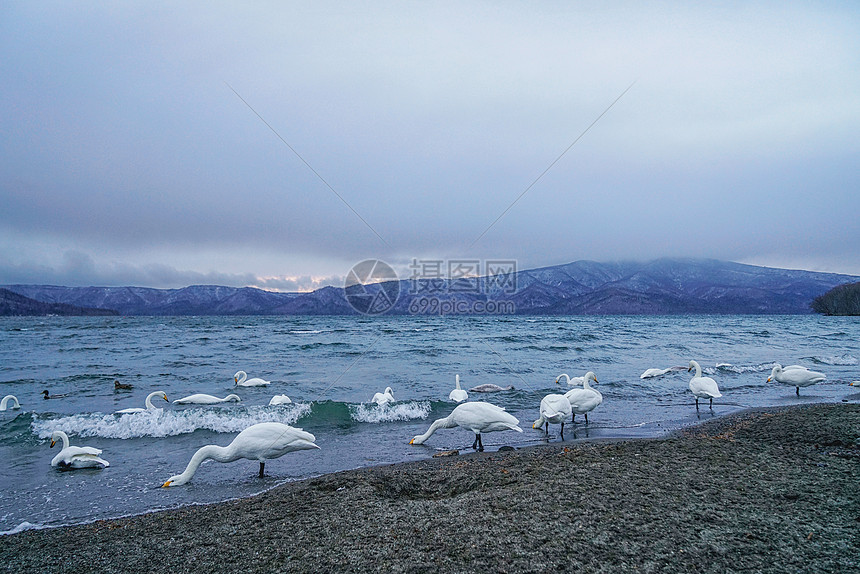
[349,401,432,424]
[804,354,857,366]
[705,362,783,375]
[289,329,324,334]
[31,403,313,440]
[1,521,43,536]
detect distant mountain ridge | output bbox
[0,288,118,316]
[3,258,858,316]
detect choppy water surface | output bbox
[1,314,858,533]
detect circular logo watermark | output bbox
[344,259,400,315]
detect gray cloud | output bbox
[1,2,858,287]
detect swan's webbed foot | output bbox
[259,462,265,478]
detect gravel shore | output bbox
[1,403,858,573]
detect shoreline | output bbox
[1,402,858,573]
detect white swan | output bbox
[49,430,109,469]
[409,401,522,451]
[555,373,586,387]
[768,364,825,396]
[533,393,572,437]
[234,371,271,387]
[449,375,468,403]
[371,386,395,406]
[687,360,722,409]
[116,391,168,413]
[174,393,241,405]
[563,372,603,423]
[161,422,319,486]
[0,395,21,411]
[269,394,292,405]
[640,366,686,379]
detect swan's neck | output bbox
[414,415,455,443]
[558,374,570,384]
[1,396,18,409]
[175,445,236,483]
[455,375,461,390]
[57,432,70,450]
[145,393,156,409]
[236,372,246,385]
[693,363,702,377]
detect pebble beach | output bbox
[1,402,857,573]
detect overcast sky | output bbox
[2,2,858,290]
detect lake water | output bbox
[1,314,858,534]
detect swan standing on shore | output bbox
[174,393,241,405]
[234,371,270,387]
[687,361,722,409]
[449,375,468,403]
[372,387,395,406]
[161,422,319,486]
[116,391,168,414]
[767,365,826,396]
[0,395,21,411]
[533,394,572,438]
[49,430,109,469]
[563,372,602,423]
[410,401,522,451]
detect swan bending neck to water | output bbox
[410,402,522,451]
[50,430,109,469]
[533,394,572,438]
[449,375,468,403]
[687,360,722,409]
[174,393,241,405]
[767,364,826,396]
[161,422,319,486]
[234,371,271,387]
[0,395,21,411]
[116,391,168,413]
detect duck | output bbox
[161,422,319,486]
[0,395,21,411]
[371,387,395,406]
[269,394,292,406]
[768,364,826,396]
[409,401,522,451]
[533,393,572,438]
[448,375,468,403]
[234,371,271,387]
[114,380,133,390]
[115,391,169,414]
[49,430,109,469]
[687,360,722,409]
[563,372,602,423]
[173,393,241,405]
[42,389,67,400]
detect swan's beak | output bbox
[408,438,415,445]
[767,377,773,383]
[163,395,169,402]
[687,367,692,372]
[50,439,56,448]
[161,480,172,488]
[234,377,238,384]
[594,378,599,384]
